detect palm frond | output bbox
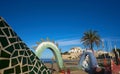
[81,30,101,50]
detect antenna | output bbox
[108,39,112,52]
[114,40,120,58]
[102,39,106,59]
[102,39,104,49]
[114,39,117,51]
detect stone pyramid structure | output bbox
[0,17,50,74]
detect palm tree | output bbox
[81,30,101,51]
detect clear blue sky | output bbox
[1,0,120,58]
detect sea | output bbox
[40,58,79,64]
[40,58,55,63]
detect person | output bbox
[113,49,120,65]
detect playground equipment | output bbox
[107,41,120,74]
[33,41,64,70]
[95,39,120,74]
[78,50,98,74]
[0,17,50,74]
[111,45,120,74]
[79,40,120,74]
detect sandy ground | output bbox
[44,62,88,74]
[70,70,88,74]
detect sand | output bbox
[44,62,88,74]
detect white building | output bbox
[68,47,83,53]
[62,47,84,60]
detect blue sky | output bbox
[1,0,120,58]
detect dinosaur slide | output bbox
[34,41,64,70]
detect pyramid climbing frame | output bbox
[0,17,51,74]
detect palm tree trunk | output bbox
[90,43,94,53]
[90,43,93,50]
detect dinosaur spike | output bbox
[40,38,44,42]
[36,42,40,45]
[52,40,55,43]
[46,37,50,41]
[32,46,37,50]
[56,43,58,47]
